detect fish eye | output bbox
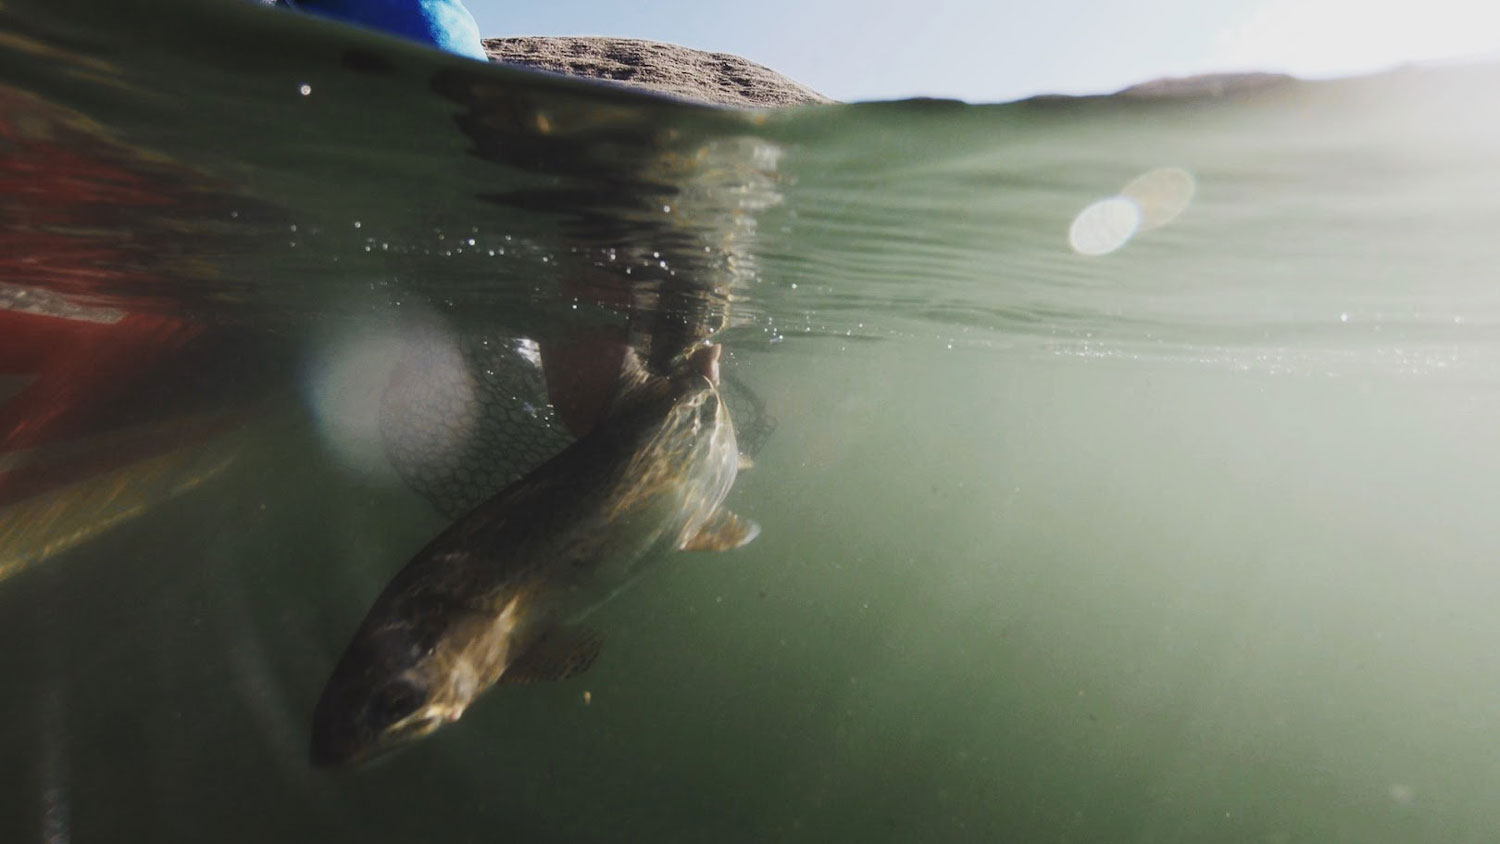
[368,681,425,726]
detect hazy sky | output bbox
[464,0,1500,102]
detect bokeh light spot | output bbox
[1121,167,1197,230]
[1069,196,1142,256]
[1069,166,1196,255]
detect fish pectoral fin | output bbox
[737,453,755,471]
[502,626,603,685]
[678,509,761,552]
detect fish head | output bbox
[310,602,495,767]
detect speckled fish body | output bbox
[310,345,756,767]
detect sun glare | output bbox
[1217,0,1500,78]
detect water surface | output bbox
[4,0,1500,840]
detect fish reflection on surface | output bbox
[310,343,758,767]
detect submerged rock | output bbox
[482,36,832,108]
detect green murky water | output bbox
[4,0,1500,840]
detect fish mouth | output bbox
[308,693,370,768]
[309,673,447,769]
[309,711,446,769]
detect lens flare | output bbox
[1121,166,1197,231]
[1069,167,1197,255]
[1068,196,1142,256]
[303,318,476,479]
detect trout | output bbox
[310,344,757,766]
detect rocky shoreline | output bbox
[483,36,832,108]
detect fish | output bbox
[309,343,759,767]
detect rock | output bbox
[1117,72,1294,99]
[482,36,832,108]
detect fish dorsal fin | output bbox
[679,509,761,552]
[502,626,603,685]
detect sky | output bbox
[464,0,1500,103]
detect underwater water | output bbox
[4,0,1500,840]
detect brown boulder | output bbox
[483,36,832,108]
